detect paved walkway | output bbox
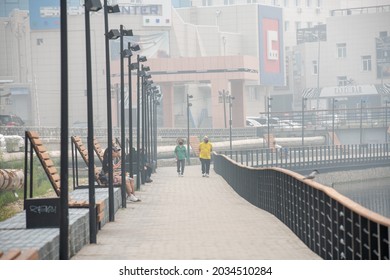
[72,165,321,260]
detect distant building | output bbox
[296,5,390,112]
[0,0,389,128]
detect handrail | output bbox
[220,143,390,171]
[213,152,390,259]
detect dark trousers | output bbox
[176,159,185,174]
[200,158,211,174]
[141,164,153,183]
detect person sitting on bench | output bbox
[102,146,140,202]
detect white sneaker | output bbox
[178,172,181,177]
[128,194,140,202]
[202,173,205,177]
[205,174,209,177]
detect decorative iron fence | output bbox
[213,153,390,260]
[220,143,390,171]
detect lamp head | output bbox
[142,65,150,71]
[138,56,147,62]
[130,62,138,70]
[130,44,141,52]
[107,29,120,40]
[107,5,120,13]
[85,0,102,12]
[122,29,133,36]
[122,49,132,58]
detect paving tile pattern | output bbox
[72,165,321,260]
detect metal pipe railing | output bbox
[213,152,390,260]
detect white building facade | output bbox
[1,0,389,127]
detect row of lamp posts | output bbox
[59,0,160,259]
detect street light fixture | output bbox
[85,0,102,11]
[84,0,102,244]
[107,29,120,40]
[187,93,193,165]
[107,4,119,13]
[103,0,120,222]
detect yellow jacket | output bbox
[199,142,212,159]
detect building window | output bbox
[379,31,388,38]
[337,43,347,58]
[272,0,279,5]
[337,76,348,86]
[316,0,322,7]
[361,55,372,71]
[284,0,289,7]
[306,0,311,7]
[295,21,301,30]
[224,0,235,5]
[202,0,213,6]
[312,60,318,75]
[295,0,301,6]
[247,0,257,3]
[284,21,290,31]
[248,87,259,101]
[307,21,312,28]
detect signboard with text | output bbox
[29,0,172,30]
[26,197,60,228]
[258,5,285,86]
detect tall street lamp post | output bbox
[127,43,140,178]
[314,25,323,109]
[59,0,69,260]
[187,93,193,164]
[153,90,161,167]
[385,100,389,143]
[332,98,338,146]
[119,25,133,208]
[360,99,365,145]
[301,97,307,146]
[84,0,102,244]
[218,90,228,128]
[150,86,160,169]
[267,97,273,148]
[136,55,147,191]
[103,0,120,222]
[141,69,152,171]
[228,94,235,151]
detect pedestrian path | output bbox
[72,165,321,260]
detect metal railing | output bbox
[220,143,390,171]
[213,153,390,260]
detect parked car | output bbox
[246,116,279,127]
[246,119,264,127]
[279,120,303,128]
[0,115,24,126]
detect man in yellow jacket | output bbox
[199,136,212,177]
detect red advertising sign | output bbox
[262,18,280,73]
